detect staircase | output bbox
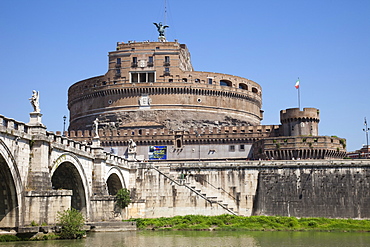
[150,165,239,216]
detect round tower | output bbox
[280,108,320,136]
[68,40,263,132]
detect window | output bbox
[164,56,170,66]
[229,145,235,152]
[164,67,170,75]
[116,58,121,64]
[208,78,213,84]
[239,144,245,151]
[220,80,232,87]
[148,56,154,66]
[239,83,248,90]
[252,87,258,93]
[176,139,182,148]
[132,57,137,67]
[131,72,155,83]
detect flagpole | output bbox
[295,77,301,110]
[298,78,301,110]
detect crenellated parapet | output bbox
[280,108,320,136]
[253,135,346,160]
[0,114,127,166]
[67,124,281,147]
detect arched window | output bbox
[252,87,258,94]
[220,80,232,87]
[239,83,248,90]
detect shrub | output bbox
[56,208,85,239]
[116,188,131,209]
[0,235,21,242]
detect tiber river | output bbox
[2,231,370,247]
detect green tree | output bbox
[56,208,85,239]
[116,188,131,209]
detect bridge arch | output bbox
[50,153,90,218]
[0,139,22,227]
[105,167,126,195]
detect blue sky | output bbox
[0,0,369,151]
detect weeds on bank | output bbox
[0,235,21,242]
[127,215,370,232]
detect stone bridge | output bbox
[0,113,130,228]
[3,112,370,229]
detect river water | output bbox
[2,231,370,247]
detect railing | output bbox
[198,178,240,202]
[149,165,238,215]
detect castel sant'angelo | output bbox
[67,23,346,161]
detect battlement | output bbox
[0,114,127,166]
[116,40,182,50]
[68,125,280,138]
[280,108,320,123]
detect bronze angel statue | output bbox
[153,22,169,37]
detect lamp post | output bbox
[63,115,67,136]
[363,117,369,158]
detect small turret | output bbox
[280,108,320,136]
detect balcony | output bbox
[147,62,154,67]
[131,62,138,68]
[163,62,170,66]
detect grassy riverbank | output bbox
[128,215,370,232]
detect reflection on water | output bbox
[1,231,370,247]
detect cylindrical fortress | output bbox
[68,41,263,131]
[280,108,320,136]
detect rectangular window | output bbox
[131,73,138,82]
[132,57,138,67]
[239,144,245,151]
[229,145,235,152]
[117,58,121,64]
[165,67,170,73]
[165,56,170,63]
[148,73,155,82]
[148,56,153,63]
[131,72,155,83]
[139,73,146,82]
[208,78,213,84]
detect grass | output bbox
[0,235,21,242]
[127,215,370,232]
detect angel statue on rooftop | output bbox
[153,22,169,37]
[29,90,40,113]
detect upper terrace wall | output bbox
[67,125,281,145]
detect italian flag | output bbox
[295,79,300,89]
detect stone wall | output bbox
[24,190,72,225]
[126,160,370,219]
[252,164,370,218]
